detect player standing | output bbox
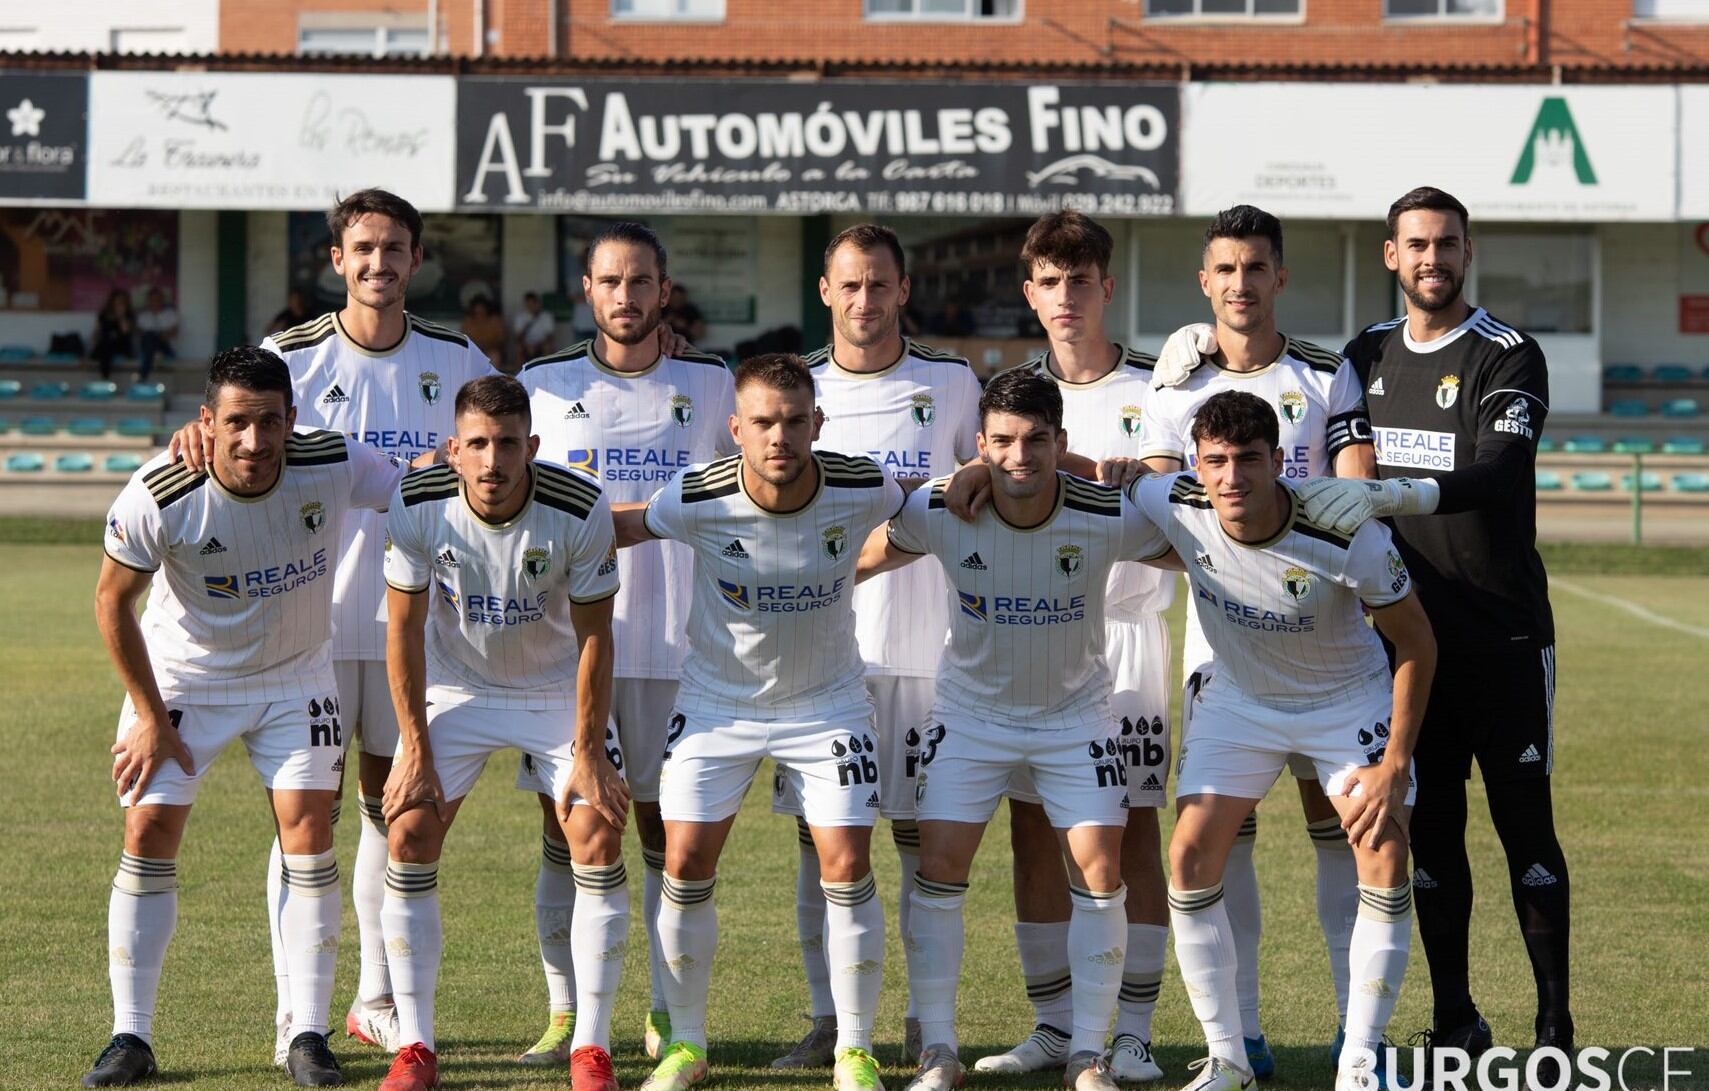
[84,347,407,1088]
[1129,391,1434,1091]
[859,368,1176,1091]
[1146,206,1376,1075]
[375,376,625,1091]
[775,223,981,1068]
[514,222,736,1064]
[614,355,905,1091]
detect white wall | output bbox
[1600,222,1709,367]
[0,1,219,54]
[246,211,290,342]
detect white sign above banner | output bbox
[87,72,456,211]
[1183,83,1677,222]
[1678,87,1709,220]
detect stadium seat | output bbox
[67,418,107,437]
[1612,437,1655,454]
[115,418,156,438]
[0,345,34,362]
[1602,364,1643,383]
[30,381,69,400]
[0,379,19,399]
[1570,471,1614,491]
[1661,398,1700,418]
[104,453,145,474]
[1663,437,1707,455]
[1673,472,1709,494]
[1652,364,1693,383]
[42,352,80,364]
[128,381,167,401]
[0,418,9,433]
[4,452,44,473]
[1562,436,1607,453]
[1535,469,1563,491]
[79,381,119,400]
[1536,437,1558,453]
[53,452,94,473]
[1621,472,1664,493]
[1608,399,1649,418]
[19,417,55,436]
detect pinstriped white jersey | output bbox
[382,463,619,710]
[519,341,737,679]
[1130,474,1412,711]
[887,472,1171,729]
[807,340,982,677]
[263,312,497,661]
[1010,346,1175,619]
[1139,336,1371,478]
[102,431,404,703]
[642,452,906,720]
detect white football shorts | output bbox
[918,707,1131,830]
[423,691,623,805]
[515,677,676,804]
[772,674,933,821]
[334,659,401,758]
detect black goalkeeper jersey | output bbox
[1343,308,1554,649]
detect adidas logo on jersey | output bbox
[321,384,349,405]
[1139,773,1162,791]
[1194,552,1216,573]
[1367,377,1385,396]
[1521,863,1558,887]
[1518,744,1541,763]
[1412,868,1438,889]
[721,539,750,559]
[198,537,227,556]
[563,401,591,420]
[960,552,987,571]
[436,549,459,568]
[865,791,881,809]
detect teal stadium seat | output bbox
[1652,364,1693,383]
[67,418,107,437]
[1570,471,1614,491]
[42,352,80,364]
[1612,437,1655,454]
[1535,469,1563,491]
[116,418,156,438]
[1673,473,1709,494]
[1603,364,1643,383]
[1563,436,1607,453]
[5,452,44,472]
[104,453,145,474]
[0,418,9,433]
[0,345,33,362]
[128,381,167,401]
[53,452,94,473]
[19,417,55,436]
[0,379,19,399]
[1536,437,1558,452]
[80,381,119,400]
[1661,398,1700,419]
[1663,437,1707,455]
[30,381,69,400]
[1609,399,1649,418]
[1621,472,1664,493]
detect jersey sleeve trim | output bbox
[680,457,742,502]
[267,313,337,353]
[1360,585,1415,612]
[384,578,429,594]
[521,339,594,373]
[407,314,474,348]
[569,585,621,606]
[1479,387,1549,411]
[285,429,352,467]
[819,452,886,489]
[885,524,928,555]
[1283,335,1345,376]
[1061,477,1124,517]
[1291,519,1355,551]
[640,502,669,540]
[103,548,159,574]
[399,465,459,507]
[143,461,209,509]
[535,463,604,520]
[1167,478,1213,510]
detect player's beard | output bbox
[597,303,663,347]
[1399,265,1464,313]
[1212,295,1270,335]
[348,269,410,312]
[832,305,899,350]
[745,446,807,489]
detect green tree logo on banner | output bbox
[1510,97,1597,185]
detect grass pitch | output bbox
[2,535,1706,1090]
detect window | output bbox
[865,0,1022,20]
[1476,234,1595,335]
[1632,0,1709,18]
[612,0,725,19]
[298,26,431,57]
[1146,0,1300,17]
[1385,0,1500,17]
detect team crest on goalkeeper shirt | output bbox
[910,392,936,426]
[300,501,326,535]
[822,524,848,559]
[1435,374,1461,409]
[1120,404,1143,436]
[523,546,551,580]
[1056,543,1084,577]
[671,394,694,427]
[420,371,442,405]
[1282,565,1313,602]
[1279,390,1307,425]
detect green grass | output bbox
[3,542,1707,1090]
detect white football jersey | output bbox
[519,340,737,679]
[383,463,619,710]
[806,339,981,677]
[1129,473,1412,711]
[887,472,1171,730]
[1139,336,1370,478]
[642,452,906,720]
[1011,346,1175,619]
[263,312,497,661]
[102,431,404,703]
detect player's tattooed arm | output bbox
[610,502,657,549]
[382,585,445,822]
[566,596,629,832]
[854,523,923,583]
[1341,590,1436,849]
[97,557,194,801]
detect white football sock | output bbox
[1223,814,1263,1040]
[383,859,441,1050]
[1115,922,1169,1042]
[109,854,178,1043]
[1310,817,1359,1023]
[1067,884,1126,1056]
[536,832,577,1013]
[793,819,834,1019]
[909,874,968,1053]
[823,873,884,1053]
[353,793,391,1007]
[642,847,667,1012]
[266,837,289,1028]
[1015,919,1073,1033]
[1344,884,1412,1061]
[658,874,717,1050]
[1169,882,1246,1072]
[892,821,922,1020]
[569,860,631,1052]
[280,851,340,1039]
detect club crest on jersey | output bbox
[1120,404,1143,436]
[1056,544,1084,578]
[1282,565,1312,602]
[910,393,936,426]
[419,371,442,405]
[522,546,551,580]
[1279,390,1307,425]
[671,394,694,427]
[1435,374,1460,409]
[300,501,326,535]
[822,524,848,560]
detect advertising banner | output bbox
[0,72,87,203]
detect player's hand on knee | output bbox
[1096,457,1147,489]
[165,419,212,473]
[111,709,193,801]
[567,759,630,832]
[383,754,446,822]
[1339,761,1410,850]
[1152,323,1216,389]
[945,461,992,522]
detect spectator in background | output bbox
[512,290,556,367]
[135,287,180,381]
[462,294,506,370]
[666,283,707,345]
[91,288,136,381]
[268,288,314,336]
